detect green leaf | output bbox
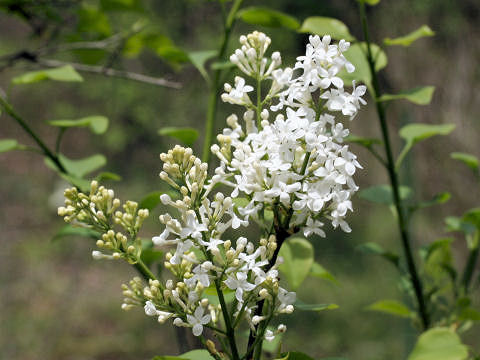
[158,127,199,146]
[445,209,480,243]
[384,25,435,47]
[278,237,314,290]
[278,352,315,360]
[100,0,143,11]
[298,17,354,41]
[367,299,414,318]
[397,123,456,168]
[44,157,90,189]
[451,152,479,173]
[96,171,122,182]
[77,5,111,37]
[203,286,235,306]
[139,191,164,211]
[144,33,189,65]
[295,301,339,312]
[124,32,147,57]
[462,208,480,231]
[47,115,109,134]
[378,86,435,105]
[141,248,163,267]
[459,307,480,322]
[232,197,250,208]
[423,238,455,282]
[359,0,381,5]
[358,184,412,205]
[339,42,387,86]
[210,61,236,70]
[52,224,100,241]
[309,262,338,285]
[0,139,18,153]
[153,350,214,360]
[188,50,217,82]
[237,7,300,30]
[59,154,107,178]
[12,65,83,84]
[445,216,476,236]
[407,327,468,360]
[346,134,382,147]
[400,123,456,147]
[411,192,451,214]
[356,242,400,267]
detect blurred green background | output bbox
[1,0,479,359]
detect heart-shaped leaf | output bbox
[279,237,314,289]
[407,328,468,360]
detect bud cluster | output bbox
[58,180,149,263]
[222,31,283,110]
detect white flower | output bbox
[181,212,207,240]
[170,240,194,265]
[187,306,211,336]
[264,329,275,341]
[144,301,159,316]
[303,217,326,238]
[213,33,365,239]
[185,264,211,288]
[224,272,256,302]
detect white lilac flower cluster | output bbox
[138,145,295,339]
[57,31,365,349]
[213,31,366,237]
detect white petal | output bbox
[192,324,203,336]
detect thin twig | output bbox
[358,2,430,330]
[37,58,181,89]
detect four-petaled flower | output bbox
[187,306,211,336]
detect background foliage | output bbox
[1,0,479,359]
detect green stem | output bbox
[358,2,430,330]
[215,278,240,360]
[300,152,311,175]
[193,207,240,360]
[133,259,157,281]
[0,95,67,173]
[202,0,244,164]
[366,145,388,168]
[256,74,262,129]
[461,233,479,292]
[55,127,66,154]
[246,224,289,359]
